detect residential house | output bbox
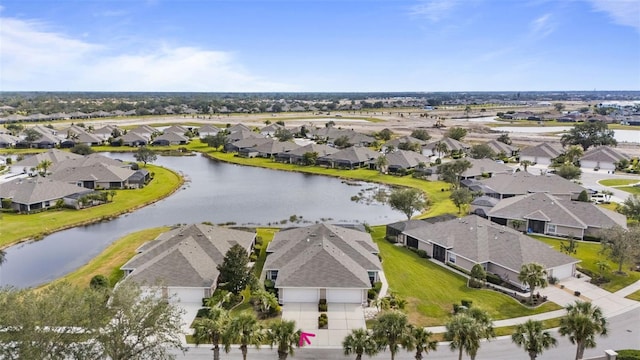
[470,196,500,217]
[263,223,382,305]
[381,136,427,153]
[50,153,131,172]
[484,140,519,157]
[163,125,188,135]
[579,146,630,172]
[129,125,158,139]
[119,132,149,146]
[11,149,84,174]
[422,137,470,157]
[385,214,457,243]
[260,123,285,137]
[0,133,19,148]
[0,177,94,212]
[227,130,265,143]
[469,171,587,200]
[460,158,514,180]
[384,150,432,173]
[152,132,189,146]
[317,147,381,169]
[519,143,563,166]
[274,143,339,165]
[227,123,253,134]
[486,192,627,239]
[198,124,221,138]
[224,137,271,153]
[401,215,579,288]
[120,224,256,303]
[51,163,136,189]
[238,139,299,158]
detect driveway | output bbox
[281,303,366,348]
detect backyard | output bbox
[369,226,560,327]
[532,235,640,292]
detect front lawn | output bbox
[0,164,182,248]
[626,290,640,301]
[617,186,640,195]
[531,235,640,292]
[370,226,560,327]
[599,179,640,187]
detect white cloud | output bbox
[409,0,460,22]
[0,15,295,91]
[530,13,555,38]
[589,0,640,31]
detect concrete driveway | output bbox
[281,303,366,347]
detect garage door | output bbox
[326,289,363,303]
[282,288,318,304]
[550,265,574,280]
[172,287,206,303]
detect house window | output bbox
[368,271,377,283]
[547,224,557,234]
[269,270,278,281]
[448,253,456,264]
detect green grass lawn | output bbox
[531,235,640,292]
[599,179,640,187]
[0,164,182,248]
[617,186,640,195]
[45,227,169,289]
[370,226,560,327]
[626,290,640,301]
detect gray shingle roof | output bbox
[580,146,630,163]
[462,158,514,178]
[122,224,255,287]
[384,136,428,149]
[385,150,431,169]
[264,223,381,288]
[484,140,519,154]
[403,215,579,272]
[282,143,339,157]
[51,163,135,183]
[0,177,89,205]
[13,149,84,168]
[424,137,470,152]
[480,172,586,197]
[319,147,381,164]
[519,143,563,158]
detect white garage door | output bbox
[326,289,362,303]
[172,287,206,303]
[550,265,574,280]
[282,288,318,303]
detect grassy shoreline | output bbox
[0,164,183,249]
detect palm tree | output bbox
[193,306,229,360]
[37,159,53,176]
[267,319,301,360]
[343,328,379,360]
[511,319,557,360]
[434,141,448,159]
[520,160,532,172]
[372,311,412,360]
[406,326,437,360]
[565,145,584,165]
[559,301,608,360]
[518,262,548,305]
[0,249,5,266]
[376,155,388,174]
[445,308,494,360]
[223,313,263,360]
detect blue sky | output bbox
[0,0,638,92]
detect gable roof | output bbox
[487,192,627,230]
[264,223,381,288]
[122,224,255,288]
[580,146,630,163]
[519,142,563,159]
[50,153,129,172]
[198,124,221,135]
[384,136,428,149]
[484,139,519,154]
[154,131,189,143]
[282,143,339,157]
[479,172,586,197]
[319,147,381,164]
[13,149,84,168]
[249,139,299,154]
[130,125,157,135]
[51,163,135,183]
[403,215,578,272]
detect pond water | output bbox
[494,126,640,143]
[0,154,403,288]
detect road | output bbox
[172,307,640,359]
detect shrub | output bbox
[385,235,398,244]
[319,303,328,312]
[548,276,559,285]
[249,253,258,262]
[368,289,377,300]
[574,291,581,297]
[264,279,275,289]
[373,281,382,293]
[89,274,110,290]
[416,249,429,258]
[461,299,473,308]
[452,303,461,314]
[468,278,483,288]
[319,298,327,305]
[196,308,211,318]
[318,313,328,328]
[486,273,503,286]
[255,236,263,246]
[617,349,640,360]
[1,198,12,209]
